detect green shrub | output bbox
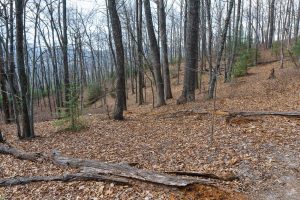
[56,83,86,132]
[233,48,257,78]
[292,39,300,57]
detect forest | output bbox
[0,0,299,199]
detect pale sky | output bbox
[69,0,105,11]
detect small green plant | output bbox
[55,83,86,132]
[292,39,300,57]
[232,48,257,78]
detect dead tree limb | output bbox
[0,144,47,162]
[226,111,300,121]
[0,172,129,187]
[52,152,214,187]
[0,146,227,187]
[165,171,239,181]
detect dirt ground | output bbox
[0,56,300,199]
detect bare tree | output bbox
[159,0,172,99]
[15,0,34,138]
[177,0,200,104]
[267,0,276,48]
[62,0,70,109]
[144,0,166,107]
[107,0,126,120]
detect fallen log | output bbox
[226,111,300,122]
[0,172,129,187]
[0,144,47,162]
[52,152,214,187]
[165,171,239,181]
[0,146,217,187]
[157,109,209,120]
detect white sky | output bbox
[69,0,105,11]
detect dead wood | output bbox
[0,145,226,187]
[165,171,239,181]
[0,144,47,162]
[0,132,4,143]
[226,111,300,121]
[268,68,276,79]
[0,171,129,187]
[158,109,209,120]
[52,152,214,187]
[257,59,280,65]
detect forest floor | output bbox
[0,53,300,199]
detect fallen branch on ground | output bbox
[52,152,214,187]
[225,111,300,122]
[157,109,209,119]
[0,171,129,187]
[0,144,47,162]
[0,145,217,187]
[165,171,239,181]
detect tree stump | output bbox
[0,132,5,143]
[268,68,276,79]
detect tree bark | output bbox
[0,172,129,187]
[62,0,70,110]
[267,0,276,48]
[227,0,241,81]
[208,0,234,99]
[0,41,11,124]
[177,0,200,104]
[294,2,300,39]
[107,0,126,120]
[144,0,166,107]
[15,0,34,138]
[136,0,144,105]
[159,0,172,99]
[226,111,300,120]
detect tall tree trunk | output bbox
[108,0,126,120]
[144,0,166,107]
[227,0,241,81]
[177,0,184,85]
[177,0,200,104]
[205,0,213,86]
[62,0,70,110]
[0,42,10,124]
[294,1,300,39]
[208,0,234,99]
[267,0,276,48]
[136,0,144,105]
[247,0,252,49]
[9,0,22,137]
[159,0,172,99]
[15,0,34,138]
